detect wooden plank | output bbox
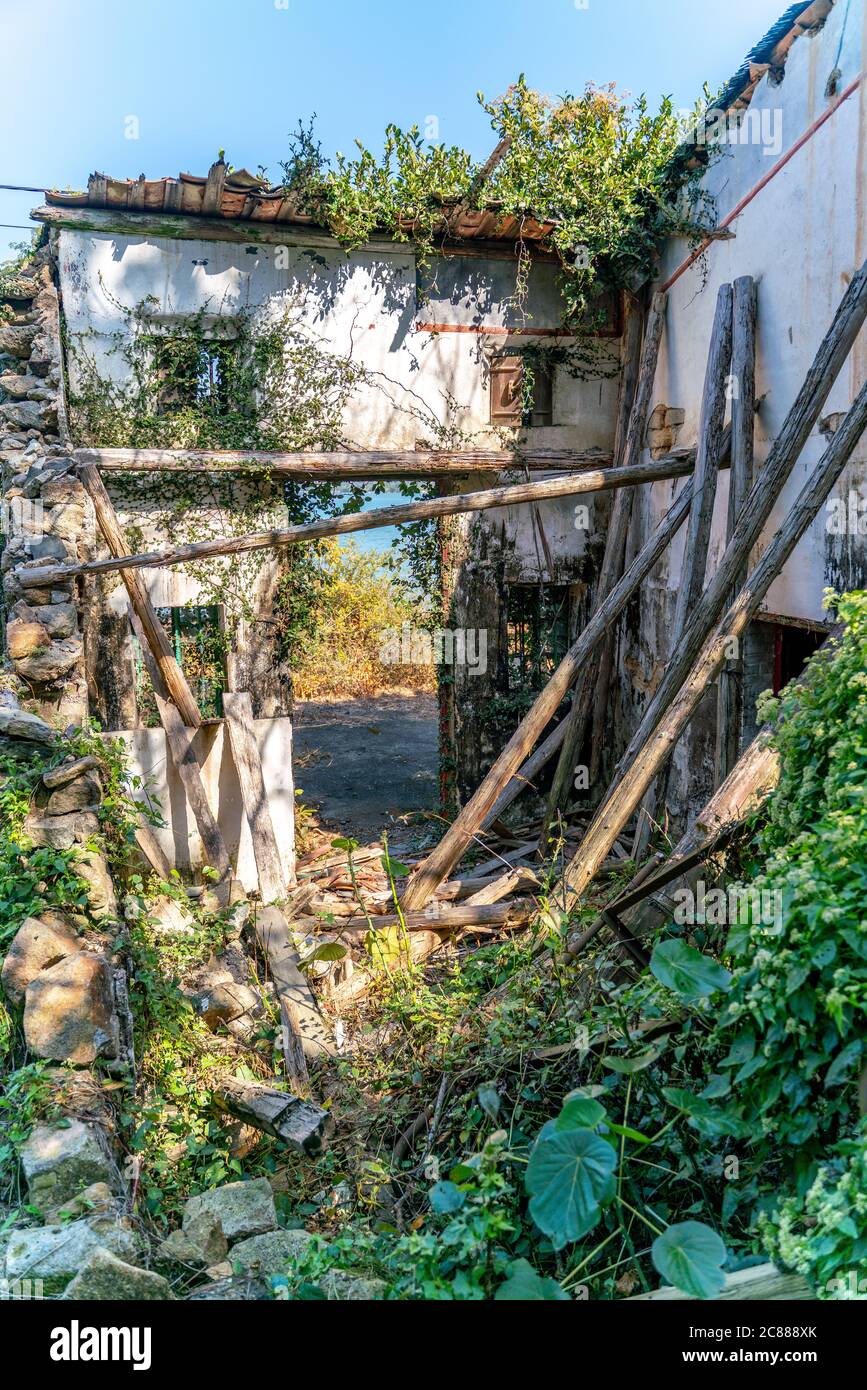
[26,457,703,588]
[609,258,867,797]
[628,1262,813,1301]
[542,291,667,846]
[448,136,512,229]
[634,283,733,857]
[672,283,734,634]
[716,275,758,784]
[254,904,332,1070]
[222,691,290,903]
[77,445,614,477]
[133,822,175,882]
[78,462,202,728]
[561,378,867,909]
[398,483,696,911]
[32,202,417,253]
[126,605,232,883]
[329,898,537,932]
[463,866,537,906]
[621,624,840,952]
[33,203,560,261]
[588,289,648,784]
[214,1077,333,1155]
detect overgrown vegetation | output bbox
[291,540,435,700]
[66,293,472,679]
[3,594,865,1295]
[0,725,158,1211]
[280,78,710,320]
[263,593,867,1300]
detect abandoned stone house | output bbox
[1,0,866,886]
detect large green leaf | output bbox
[650,940,732,1002]
[601,1047,660,1074]
[663,1086,746,1139]
[526,1128,616,1250]
[428,1180,465,1214]
[825,1039,863,1087]
[556,1092,606,1130]
[494,1259,570,1301]
[651,1221,727,1299]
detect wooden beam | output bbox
[214,1077,332,1156]
[126,605,232,883]
[560,378,867,909]
[627,1262,813,1301]
[254,904,332,1072]
[330,899,537,932]
[609,257,867,797]
[33,202,419,254]
[32,202,559,262]
[621,623,840,952]
[76,445,614,478]
[716,275,758,784]
[588,289,650,785]
[672,282,733,634]
[448,136,512,229]
[542,290,667,846]
[222,692,291,903]
[481,429,735,831]
[398,480,697,911]
[634,282,733,857]
[78,462,202,728]
[133,822,175,882]
[23,457,702,588]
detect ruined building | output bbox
[2,0,865,880]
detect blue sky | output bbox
[2,0,789,261]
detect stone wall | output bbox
[1,238,89,730]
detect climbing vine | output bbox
[66,292,477,669]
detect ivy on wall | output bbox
[65,291,489,664]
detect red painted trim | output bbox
[415,322,570,337]
[661,74,864,293]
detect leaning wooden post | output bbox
[633,282,733,857]
[561,378,867,910]
[223,691,293,900]
[398,481,696,911]
[78,462,202,729]
[480,432,735,830]
[539,290,668,850]
[672,283,734,632]
[617,624,839,954]
[589,290,666,785]
[715,275,758,784]
[608,258,867,798]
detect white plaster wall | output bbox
[57,231,619,580]
[104,717,295,892]
[643,0,867,625]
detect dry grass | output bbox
[292,539,437,701]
